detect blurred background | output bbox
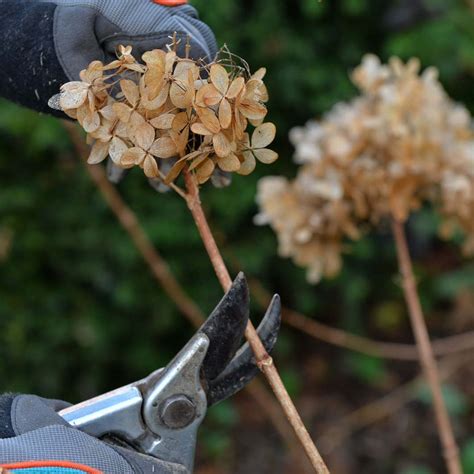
[1,0,474,472]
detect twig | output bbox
[63,121,313,472]
[318,352,474,454]
[249,277,474,361]
[183,169,329,474]
[392,219,461,474]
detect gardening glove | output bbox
[0,394,188,474]
[0,0,217,115]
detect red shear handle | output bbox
[153,0,188,5]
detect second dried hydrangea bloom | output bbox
[257,54,474,283]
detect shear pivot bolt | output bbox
[160,395,196,429]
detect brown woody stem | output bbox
[391,218,461,474]
[184,169,329,474]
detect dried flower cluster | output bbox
[52,45,277,185]
[256,55,474,283]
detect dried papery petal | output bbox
[196,84,222,107]
[252,123,276,149]
[218,153,241,172]
[213,132,232,158]
[88,140,110,165]
[196,106,221,134]
[254,148,279,164]
[134,123,155,150]
[120,80,140,107]
[237,150,256,175]
[143,155,159,178]
[219,98,232,129]
[165,160,187,184]
[227,77,245,100]
[191,122,213,136]
[150,113,176,130]
[210,64,229,95]
[189,152,211,171]
[113,102,134,123]
[149,136,177,159]
[109,137,130,164]
[196,158,216,184]
[121,147,146,167]
[59,82,89,110]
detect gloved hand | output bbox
[0,0,217,114]
[0,394,188,474]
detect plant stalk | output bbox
[391,218,461,474]
[184,170,329,474]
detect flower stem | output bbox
[184,169,329,474]
[391,218,461,474]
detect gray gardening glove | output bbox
[0,394,188,473]
[37,0,217,81]
[0,0,217,113]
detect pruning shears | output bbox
[58,273,281,473]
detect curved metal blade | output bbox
[206,294,281,406]
[199,273,250,384]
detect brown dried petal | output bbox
[227,77,245,100]
[196,84,222,107]
[196,158,215,184]
[239,100,267,121]
[210,64,229,96]
[252,122,276,149]
[191,122,212,136]
[134,123,156,150]
[213,132,232,158]
[219,98,232,130]
[109,137,129,164]
[113,102,133,123]
[165,160,187,184]
[149,136,177,159]
[99,104,117,121]
[87,140,109,165]
[253,148,279,164]
[120,79,140,107]
[172,112,190,133]
[189,152,211,170]
[196,106,221,134]
[143,155,159,178]
[59,82,89,110]
[218,153,241,172]
[237,151,256,175]
[150,113,176,130]
[121,147,146,167]
[142,49,166,66]
[82,110,101,133]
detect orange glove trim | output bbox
[2,461,102,473]
[152,0,188,5]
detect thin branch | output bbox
[183,169,329,474]
[318,352,474,454]
[248,277,474,361]
[64,122,313,472]
[392,219,461,474]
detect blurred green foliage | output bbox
[1,1,473,472]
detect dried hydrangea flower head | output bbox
[257,54,474,283]
[51,43,278,186]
